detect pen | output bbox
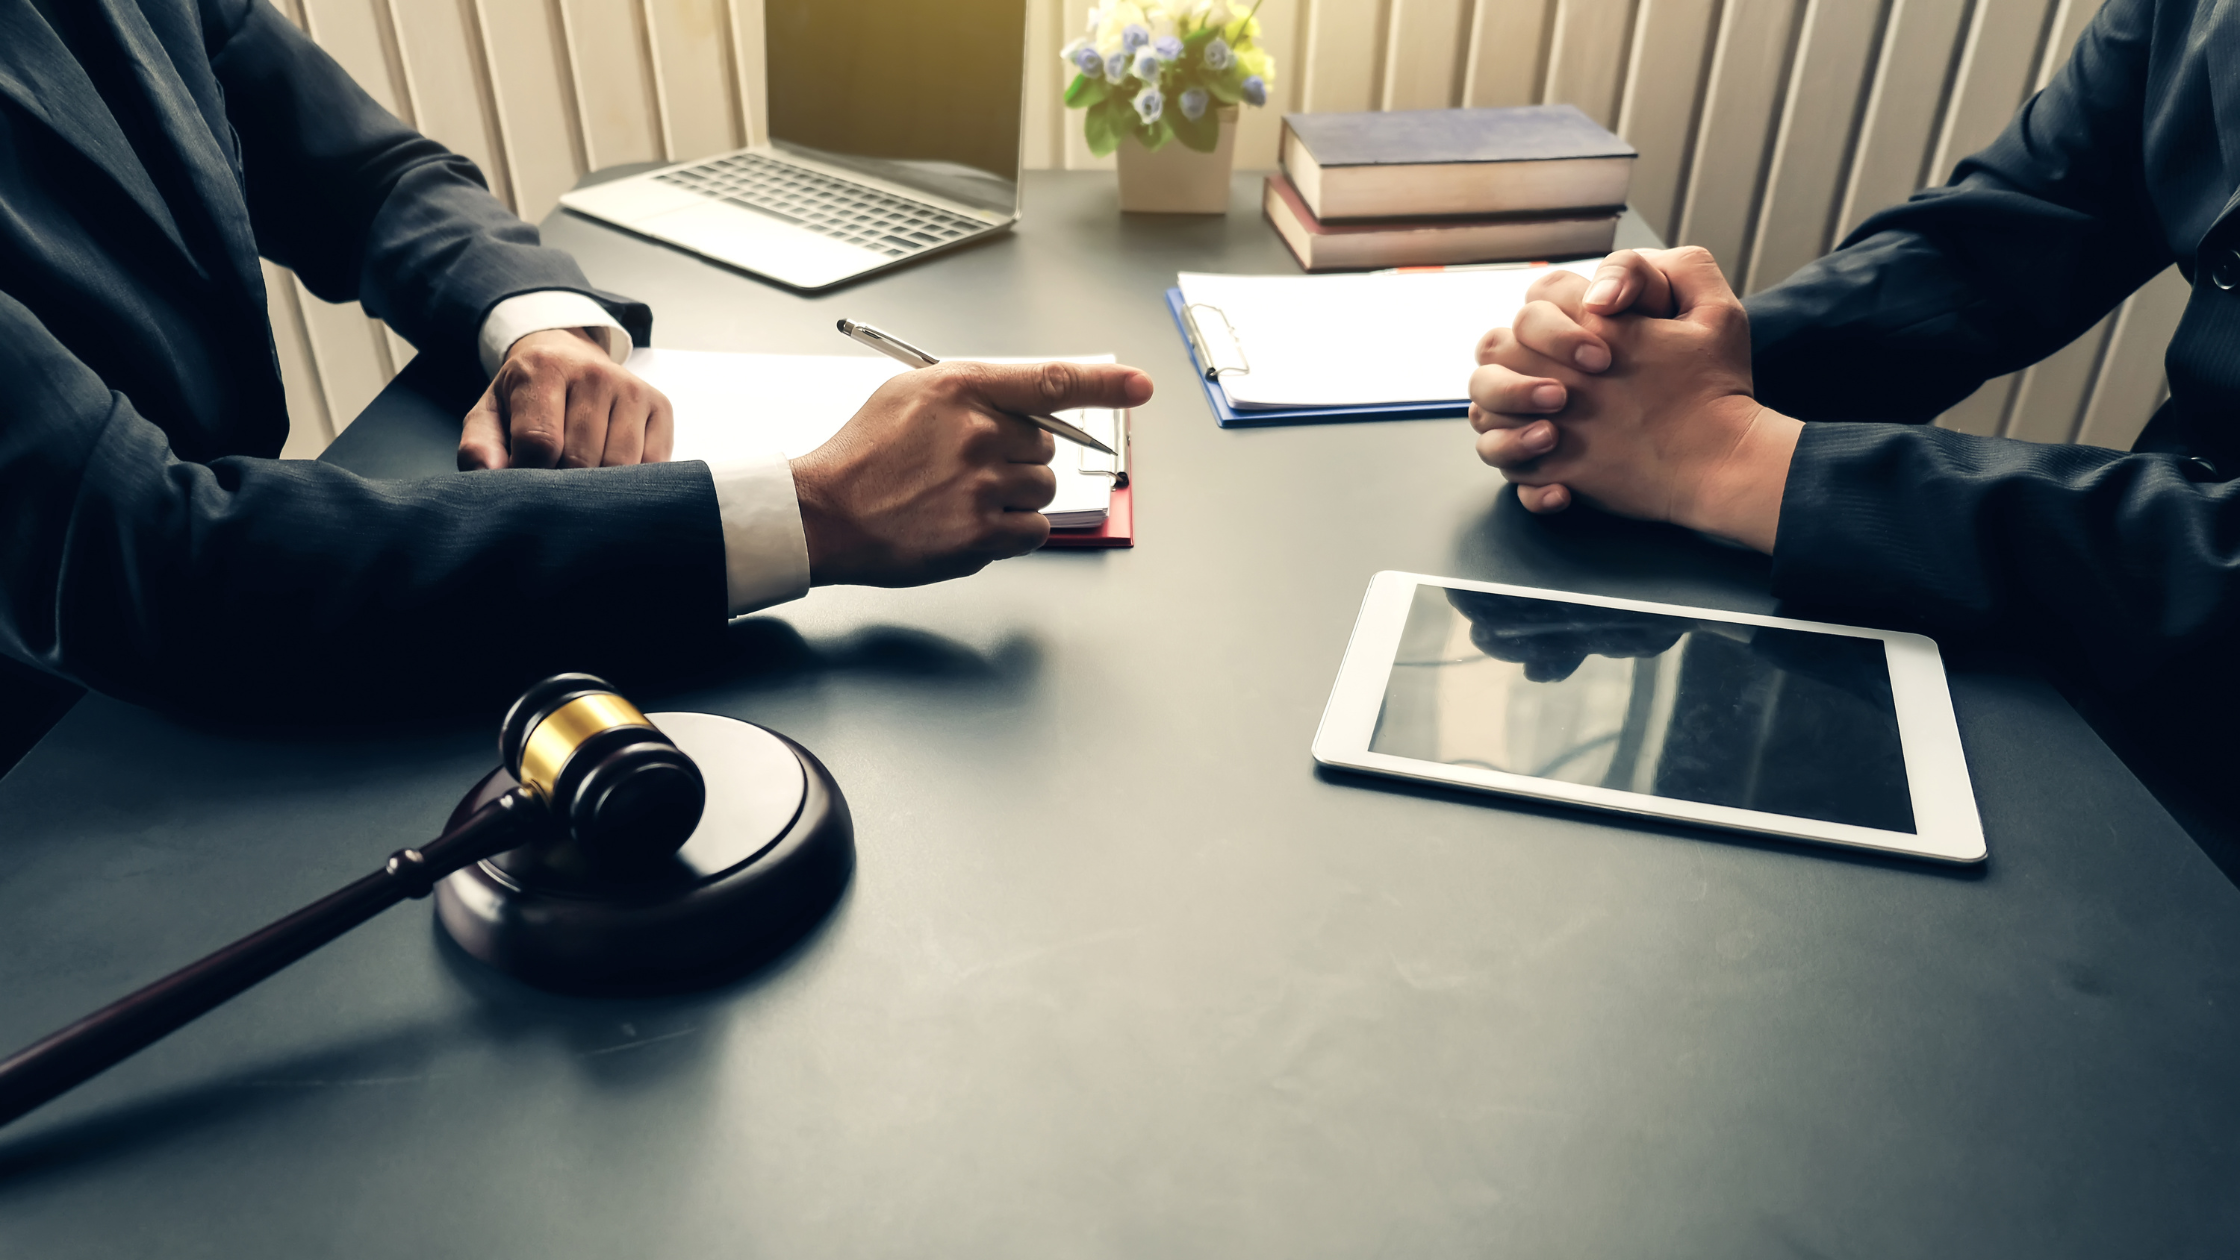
[835,319,1119,456]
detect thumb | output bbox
[965,361,1154,416]
[458,387,510,470]
[1639,246,1741,324]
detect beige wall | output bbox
[269,0,2173,456]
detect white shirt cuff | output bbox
[478,291,631,377]
[707,453,813,616]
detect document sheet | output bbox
[628,348,1121,528]
[1175,261,1600,409]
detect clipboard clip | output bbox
[1181,303,1250,381]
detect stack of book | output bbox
[1263,104,1635,272]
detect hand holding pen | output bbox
[836,319,1120,456]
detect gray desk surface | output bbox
[4,172,2238,1258]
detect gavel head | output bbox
[497,674,707,880]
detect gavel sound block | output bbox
[0,675,853,1128]
[439,709,854,993]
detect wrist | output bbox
[1678,400,1800,554]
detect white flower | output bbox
[1179,87,1208,120]
[1134,49,1162,80]
[1203,37,1234,71]
[1134,87,1164,124]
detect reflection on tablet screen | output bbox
[1370,584,1916,833]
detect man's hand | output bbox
[790,360,1154,587]
[460,328,673,470]
[1467,246,1800,552]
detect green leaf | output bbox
[1204,73,1243,104]
[1171,106,1220,153]
[1065,74,1110,109]
[1182,27,1217,50]
[1085,98,1123,156]
[1141,117,1174,151]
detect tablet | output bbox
[1312,572,1984,863]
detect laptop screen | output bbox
[764,0,1026,216]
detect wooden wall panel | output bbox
[729,0,769,145]
[1461,0,1555,109]
[1835,0,1967,239]
[1382,0,1474,111]
[1612,0,1717,242]
[1674,0,1804,282]
[1233,0,1304,168]
[258,0,2176,456]
[1542,0,1638,129]
[648,0,748,160]
[1024,0,1068,171]
[2004,315,2115,443]
[1744,0,1885,293]
[563,0,664,170]
[265,262,334,460]
[391,0,508,194]
[1937,374,2021,437]
[1927,0,2054,184]
[1300,0,1388,115]
[477,0,586,222]
[2077,267,2190,450]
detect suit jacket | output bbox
[1742,0,2240,853]
[0,0,726,716]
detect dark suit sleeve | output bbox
[0,289,727,717]
[1746,0,2168,423]
[203,0,644,353]
[1744,0,2240,677]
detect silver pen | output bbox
[835,318,1119,456]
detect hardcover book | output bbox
[1262,173,1618,272]
[1281,104,1635,221]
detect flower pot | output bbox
[1117,107,1237,214]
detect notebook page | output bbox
[1176,262,1598,409]
[628,349,1118,524]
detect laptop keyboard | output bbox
[655,153,988,257]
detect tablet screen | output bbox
[1371,584,1915,833]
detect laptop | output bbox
[560,0,1029,292]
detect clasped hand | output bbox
[1467,246,1800,553]
[458,328,1155,587]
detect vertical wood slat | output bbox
[728,0,768,146]
[1674,0,1805,282]
[2077,267,2190,450]
[265,262,334,459]
[391,0,509,197]
[1835,0,1969,239]
[1743,0,1886,293]
[1380,0,1473,111]
[1300,0,1389,116]
[646,0,748,161]
[563,0,663,171]
[1024,0,1067,171]
[476,0,587,222]
[2003,314,2115,443]
[1612,0,1718,243]
[1233,0,1305,169]
[1461,0,1555,109]
[1542,0,1639,129]
[1937,373,2021,436]
[1927,0,2054,183]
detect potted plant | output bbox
[1061,2,1276,214]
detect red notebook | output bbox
[1044,482,1132,548]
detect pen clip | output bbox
[1181,304,1249,381]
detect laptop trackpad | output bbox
[640,201,887,287]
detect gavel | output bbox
[0,674,853,1129]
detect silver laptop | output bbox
[561,0,1028,291]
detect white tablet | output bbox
[1313,572,1985,863]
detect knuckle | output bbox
[1035,361,1078,409]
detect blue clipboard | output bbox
[1164,287,1470,428]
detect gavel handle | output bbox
[0,787,537,1129]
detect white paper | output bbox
[629,348,1119,527]
[1176,260,1601,409]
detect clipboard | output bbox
[1164,288,1470,428]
